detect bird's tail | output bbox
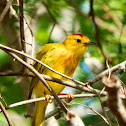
[32,101,48,126]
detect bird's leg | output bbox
[67,93,74,102]
[44,92,52,103]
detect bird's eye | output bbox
[77,39,81,43]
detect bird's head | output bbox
[63,34,96,55]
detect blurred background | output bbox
[0,0,126,126]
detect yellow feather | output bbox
[28,34,93,126]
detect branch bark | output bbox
[5,94,96,110]
[89,0,109,66]
[0,72,107,96]
[102,75,126,126]
[19,0,25,52]
[1,49,69,115]
[0,43,125,90]
[0,101,13,126]
[87,60,126,85]
[0,43,86,85]
[0,0,13,22]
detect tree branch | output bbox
[5,94,96,110]
[0,101,13,126]
[0,43,126,99]
[102,75,126,126]
[68,102,109,125]
[0,72,107,96]
[89,0,109,65]
[86,60,126,85]
[0,0,13,22]
[1,44,125,90]
[0,43,91,87]
[1,49,69,115]
[24,107,62,120]
[19,0,25,52]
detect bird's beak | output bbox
[84,42,97,46]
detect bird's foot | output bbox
[45,95,52,103]
[67,93,73,102]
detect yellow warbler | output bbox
[28,34,95,126]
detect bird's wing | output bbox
[28,43,62,99]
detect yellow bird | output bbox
[28,34,95,126]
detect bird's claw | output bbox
[67,93,74,102]
[45,95,52,103]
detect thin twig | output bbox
[67,0,112,66]
[45,107,61,120]
[0,95,7,107]
[95,92,112,126]
[89,0,107,65]
[19,0,25,52]
[87,82,112,126]
[0,72,107,96]
[23,16,34,64]
[0,44,125,99]
[4,94,96,110]
[23,16,34,36]
[2,50,69,114]
[68,102,109,125]
[24,107,61,120]
[86,60,126,85]
[0,44,125,98]
[106,57,111,80]
[10,5,18,19]
[0,0,13,22]
[22,40,32,46]
[1,44,125,88]
[0,101,13,126]
[0,43,90,87]
[0,43,126,100]
[47,23,56,43]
